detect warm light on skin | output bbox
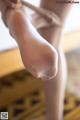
[6,9,58,80]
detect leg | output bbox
[0,1,58,80]
[0,1,72,119]
[44,48,67,120]
[38,0,72,119]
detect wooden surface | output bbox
[0,69,44,108]
[0,71,80,120]
[0,48,24,77]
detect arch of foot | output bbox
[0,0,59,80]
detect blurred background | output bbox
[0,0,80,120]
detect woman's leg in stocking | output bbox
[0,2,58,80]
[38,0,72,119]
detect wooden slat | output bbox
[0,76,44,108]
[64,107,80,120]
